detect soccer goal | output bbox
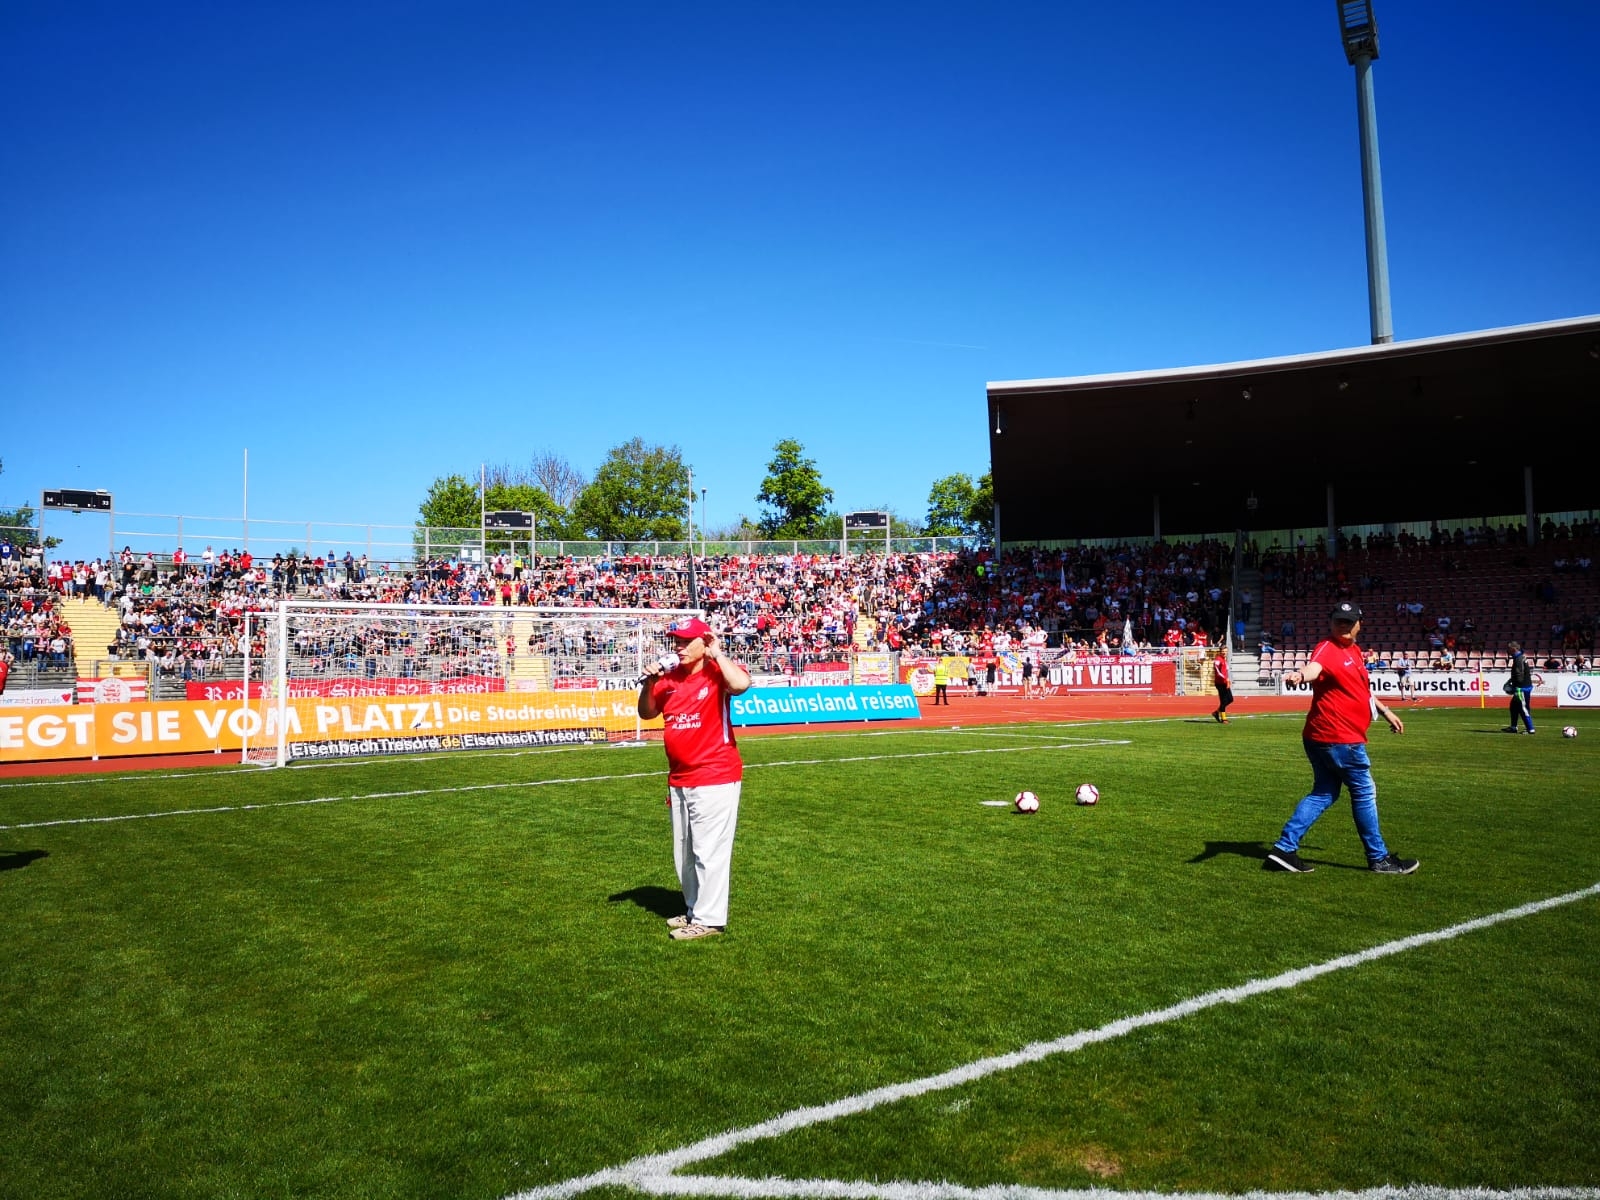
[240,602,703,766]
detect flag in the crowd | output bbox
[1123,616,1135,648]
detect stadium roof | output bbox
[985,314,1600,543]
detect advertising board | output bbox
[1276,669,1557,698]
[1555,674,1600,707]
[0,690,655,764]
[730,685,920,726]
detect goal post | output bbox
[240,602,703,766]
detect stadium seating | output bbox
[1257,531,1597,672]
[12,521,1593,699]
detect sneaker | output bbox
[1265,848,1314,873]
[1212,709,1222,723]
[1502,726,1518,733]
[665,914,691,929]
[1369,854,1420,875]
[1527,728,1536,735]
[669,923,723,941]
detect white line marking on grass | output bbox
[0,740,1129,830]
[509,883,1600,1200]
[640,1182,1599,1200]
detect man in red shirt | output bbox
[638,617,753,939]
[1211,649,1233,723]
[1267,601,1418,875]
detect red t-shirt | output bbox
[1213,655,1230,686]
[650,658,742,787]
[1302,638,1374,744]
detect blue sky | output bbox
[4,0,1597,562]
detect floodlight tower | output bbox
[1338,0,1394,344]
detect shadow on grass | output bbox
[0,849,48,872]
[608,884,684,919]
[1187,840,1368,871]
[1187,840,1270,864]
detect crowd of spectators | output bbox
[9,535,1235,685]
[28,521,1600,686]
[1,540,76,675]
[1254,519,1599,670]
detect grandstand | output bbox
[5,522,1595,706]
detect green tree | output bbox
[756,439,834,537]
[924,473,979,536]
[415,474,483,560]
[417,474,482,531]
[0,459,56,550]
[570,438,691,542]
[967,471,994,540]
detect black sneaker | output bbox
[1265,848,1314,873]
[1370,854,1420,874]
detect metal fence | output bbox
[13,505,983,569]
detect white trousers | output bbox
[669,781,741,929]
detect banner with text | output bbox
[1047,657,1177,695]
[730,685,920,726]
[185,674,508,702]
[0,690,657,764]
[1277,669,1557,699]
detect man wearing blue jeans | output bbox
[1503,641,1536,734]
[1267,601,1419,875]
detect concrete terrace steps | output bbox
[57,596,125,676]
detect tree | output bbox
[525,451,587,512]
[570,438,691,542]
[487,454,586,535]
[417,474,482,532]
[924,473,979,536]
[967,471,994,540]
[0,458,56,551]
[756,439,833,538]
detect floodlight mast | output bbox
[1339,0,1394,344]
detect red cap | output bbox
[665,617,713,641]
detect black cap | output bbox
[1330,601,1363,622]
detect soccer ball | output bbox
[1562,726,1578,738]
[1075,783,1100,806]
[1014,790,1040,813]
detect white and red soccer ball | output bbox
[1562,725,1578,738]
[1075,783,1100,806]
[1014,790,1040,813]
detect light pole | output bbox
[701,487,707,558]
[1338,0,1394,345]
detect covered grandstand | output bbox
[985,314,1600,545]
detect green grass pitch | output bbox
[1,708,1596,1199]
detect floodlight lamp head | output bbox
[1338,0,1380,64]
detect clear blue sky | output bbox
[4,0,1597,562]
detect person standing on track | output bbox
[638,617,753,940]
[1266,601,1419,875]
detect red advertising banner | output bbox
[1047,658,1176,695]
[184,675,506,702]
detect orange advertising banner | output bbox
[0,692,658,764]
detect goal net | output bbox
[240,602,703,766]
